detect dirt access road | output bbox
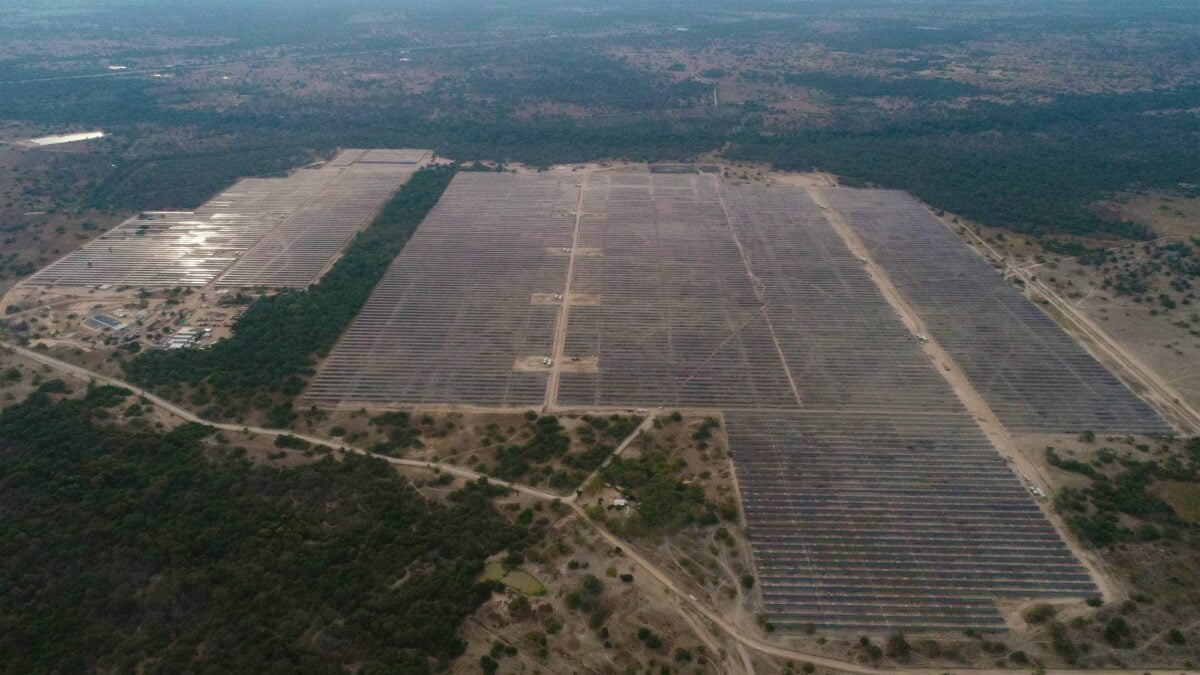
[545,170,590,409]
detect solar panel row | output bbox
[559,173,798,408]
[821,188,1171,435]
[215,162,416,288]
[722,187,963,412]
[26,149,426,289]
[727,410,1096,631]
[307,172,581,405]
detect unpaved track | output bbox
[545,171,589,409]
[1,341,564,502]
[4,340,1188,675]
[566,412,655,504]
[807,188,1123,605]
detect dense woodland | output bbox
[10,71,1192,239]
[0,381,535,673]
[729,86,1200,239]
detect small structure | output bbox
[83,313,128,333]
[166,327,204,350]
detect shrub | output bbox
[1023,603,1058,624]
[885,632,910,658]
[273,434,311,450]
[1103,617,1131,647]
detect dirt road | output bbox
[566,412,655,504]
[1,341,563,502]
[544,171,589,409]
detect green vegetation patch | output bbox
[601,449,724,534]
[123,165,454,420]
[487,413,640,491]
[1050,439,1200,546]
[730,86,1200,239]
[0,388,533,673]
[783,71,982,100]
[479,562,548,596]
[1159,481,1200,523]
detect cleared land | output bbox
[24,148,425,288]
[304,168,1169,633]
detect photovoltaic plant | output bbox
[559,173,796,408]
[215,154,427,288]
[308,170,1173,631]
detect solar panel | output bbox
[215,161,417,288]
[558,173,797,408]
[728,410,1094,631]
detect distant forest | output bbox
[1,0,1198,240]
[729,86,1200,239]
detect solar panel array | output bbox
[306,171,1107,631]
[357,148,432,164]
[306,172,581,405]
[215,162,416,288]
[26,149,426,288]
[717,186,1096,630]
[727,410,1096,631]
[722,187,962,412]
[25,174,330,287]
[820,188,1171,435]
[558,173,798,408]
